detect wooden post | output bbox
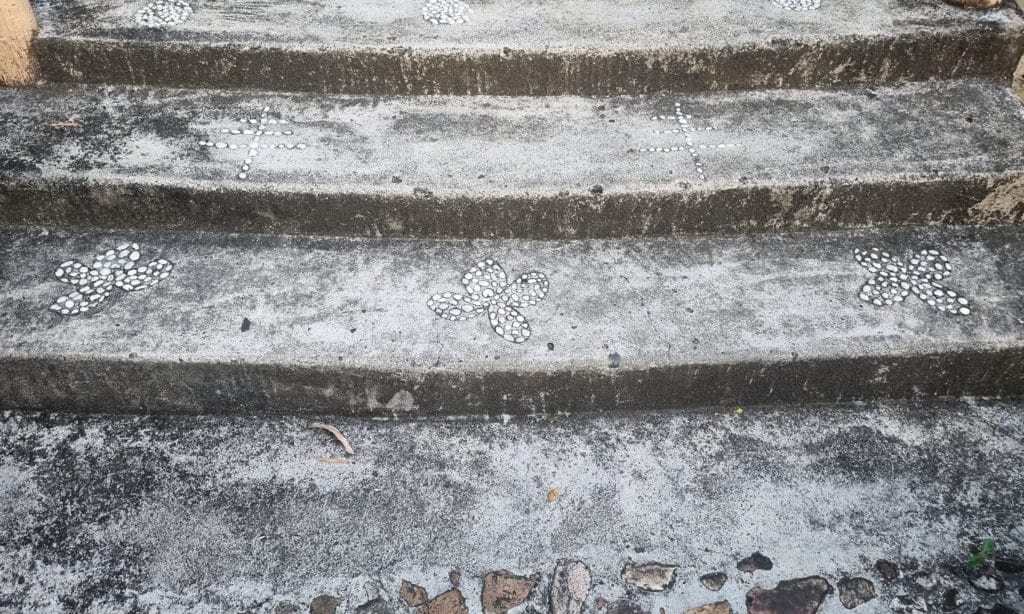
[0,0,39,86]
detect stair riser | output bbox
[33,31,1024,95]
[3,349,1022,415]
[3,176,1023,239]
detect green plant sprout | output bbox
[967,539,997,570]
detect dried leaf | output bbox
[311,422,355,455]
[547,488,560,502]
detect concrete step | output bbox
[3,80,1024,239]
[2,399,1024,612]
[29,0,1024,95]
[1,224,1023,415]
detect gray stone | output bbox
[275,603,301,614]
[745,577,832,614]
[621,562,678,591]
[890,596,928,614]
[606,601,648,614]
[355,598,394,614]
[875,560,900,582]
[700,572,728,592]
[836,577,876,609]
[310,595,342,614]
[28,0,1024,94]
[550,561,591,614]
[969,573,1005,593]
[481,570,539,614]
[942,588,963,611]
[2,83,1024,240]
[737,553,774,573]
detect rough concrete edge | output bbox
[0,0,39,86]
[30,29,1024,95]
[1,346,1022,416]
[2,173,1023,239]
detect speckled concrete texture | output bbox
[28,0,1024,94]
[0,225,1022,414]
[2,81,1024,238]
[1,399,1023,612]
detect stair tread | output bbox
[29,0,1024,93]
[2,399,1024,610]
[3,81,1024,237]
[1,224,1022,412]
[34,0,1020,50]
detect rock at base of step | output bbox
[310,595,343,614]
[700,572,728,592]
[737,553,774,573]
[420,590,469,614]
[746,577,833,614]
[875,560,900,582]
[621,562,679,591]
[356,598,394,614]
[684,601,731,614]
[401,581,430,608]
[836,577,876,609]
[551,561,592,614]
[481,570,540,614]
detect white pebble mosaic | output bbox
[639,102,741,181]
[49,243,173,316]
[854,248,971,316]
[768,0,820,10]
[198,105,307,180]
[134,0,193,28]
[421,0,470,25]
[428,259,549,344]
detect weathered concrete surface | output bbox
[1,399,1024,612]
[2,81,1024,238]
[0,225,1023,414]
[29,0,1024,94]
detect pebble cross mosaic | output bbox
[49,243,173,316]
[198,106,307,180]
[639,102,741,182]
[428,259,549,344]
[853,248,971,316]
[134,0,193,28]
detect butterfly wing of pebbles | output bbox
[115,258,174,291]
[907,250,969,315]
[461,259,509,302]
[487,302,532,343]
[853,248,910,306]
[427,292,484,321]
[498,271,549,308]
[50,268,114,316]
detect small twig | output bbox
[315,457,350,464]
[47,121,80,128]
[310,422,355,455]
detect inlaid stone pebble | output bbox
[428,259,549,343]
[49,243,174,316]
[134,0,193,28]
[421,0,470,25]
[768,0,820,10]
[853,247,971,316]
